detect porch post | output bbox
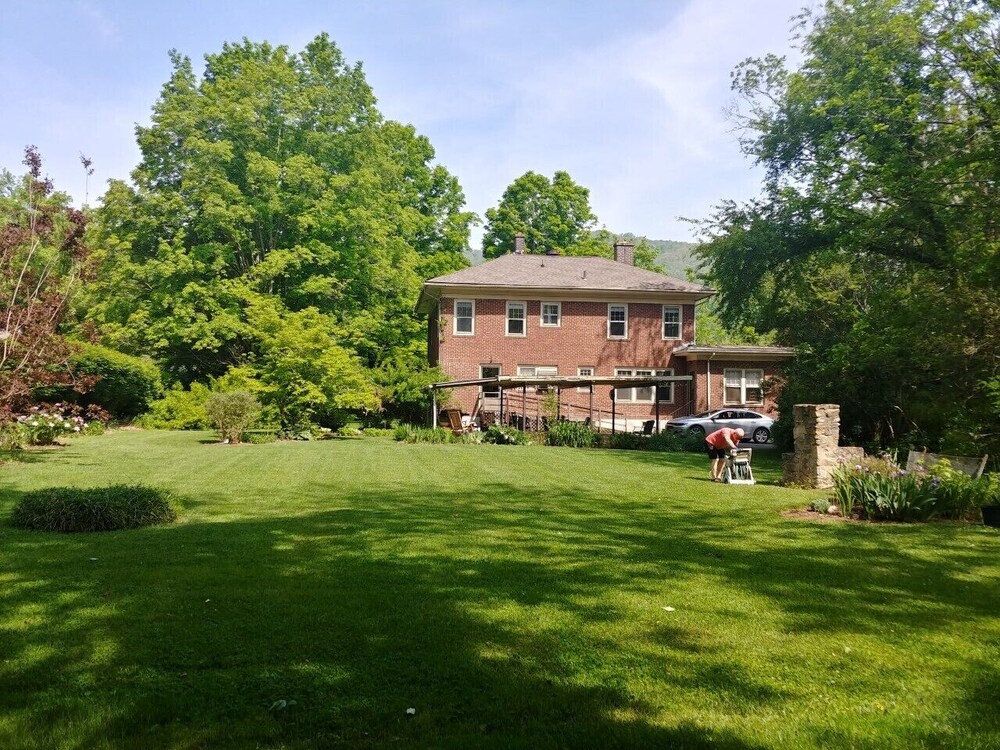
[499,388,504,424]
[611,388,617,435]
[589,385,593,425]
[432,388,438,429]
[556,387,561,420]
[522,385,527,431]
[655,384,661,434]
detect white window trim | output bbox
[577,366,594,393]
[608,303,628,340]
[614,367,674,403]
[506,300,527,337]
[540,301,561,328]
[453,299,475,336]
[662,305,682,340]
[724,368,765,406]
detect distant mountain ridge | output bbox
[465,234,700,281]
[614,233,700,281]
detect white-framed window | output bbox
[724,368,764,405]
[614,368,673,403]
[453,299,474,336]
[577,366,594,393]
[480,365,501,397]
[506,301,526,336]
[662,305,682,339]
[518,365,557,392]
[608,303,628,339]
[541,302,561,327]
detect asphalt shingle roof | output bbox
[424,253,713,294]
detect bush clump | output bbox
[204,390,260,444]
[546,420,598,448]
[11,485,176,532]
[393,425,460,443]
[482,424,532,445]
[832,455,998,522]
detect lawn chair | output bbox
[633,420,655,436]
[442,408,474,436]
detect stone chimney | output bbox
[613,240,635,265]
[513,231,526,255]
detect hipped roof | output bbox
[417,254,714,312]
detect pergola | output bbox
[428,374,693,434]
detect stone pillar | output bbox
[782,404,859,488]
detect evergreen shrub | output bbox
[11,485,176,532]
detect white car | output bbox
[666,409,774,443]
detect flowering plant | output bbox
[833,453,993,522]
[14,403,103,446]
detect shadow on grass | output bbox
[0,474,997,748]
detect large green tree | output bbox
[698,0,1000,452]
[85,35,474,417]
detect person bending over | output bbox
[705,427,744,482]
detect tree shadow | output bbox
[0,475,996,748]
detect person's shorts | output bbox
[707,445,727,459]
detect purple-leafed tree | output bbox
[0,146,94,421]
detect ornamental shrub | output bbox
[11,485,176,532]
[137,383,212,430]
[14,404,89,446]
[398,425,460,443]
[832,454,996,522]
[54,343,163,419]
[483,424,532,445]
[204,390,260,444]
[545,420,598,448]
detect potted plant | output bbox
[979,475,1000,528]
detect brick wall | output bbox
[689,359,783,417]
[434,296,697,419]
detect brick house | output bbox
[415,235,792,429]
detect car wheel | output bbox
[753,427,770,444]
[687,425,705,436]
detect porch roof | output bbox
[429,375,693,391]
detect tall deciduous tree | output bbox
[698,0,1000,451]
[85,35,474,415]
[482,170,661,269]
[483,171,602,258]
[0,147,92,420]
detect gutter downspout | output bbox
[706,352,717,410]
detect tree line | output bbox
[3,0,999,454]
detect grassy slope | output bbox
[0,431,997,750]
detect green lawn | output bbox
[1,431,998,749]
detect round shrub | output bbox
[204,390,260,443]
[10,485,176,532]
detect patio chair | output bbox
[632,420,655,436]
[442,408,475,436]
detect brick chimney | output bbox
[513,231,526,255]
[613,240,634,265]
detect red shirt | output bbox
[706,428,741,449]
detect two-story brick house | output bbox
[416,235,792,430]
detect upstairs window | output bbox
[454,299,474,336]
[662,305,681,339]
[506,301,526,336]
[608,304,627,339]
[541,302,561,327]
[725,368,764,405]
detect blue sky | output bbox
[0,1,807,246]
